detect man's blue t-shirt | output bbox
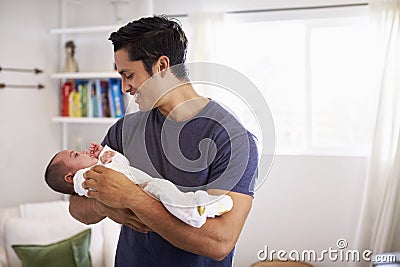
[102,100,259,267]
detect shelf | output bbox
[53,116,119,149]
[51,72,120,79]
[50,25,123,35]
[52,117,119,124]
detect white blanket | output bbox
[73,146,233,228]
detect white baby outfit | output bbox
[74,145,233,228]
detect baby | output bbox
[45,143,233,228]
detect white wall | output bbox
[235,155,367,267]
[0,0,62,207]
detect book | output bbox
[68,85,81,117]
[75,80,88,117]
[95,79,103,117]
[107,82,116,118]
[108,78,125,118]
[87,80,96,117]
[100,80,111,117]
[61,81,73,116]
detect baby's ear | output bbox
[64,173,74,183]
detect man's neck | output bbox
[158,84,210,122]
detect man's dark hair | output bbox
[109,15,188,80]
[44,152,75,195]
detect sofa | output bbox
[0,200,121,267]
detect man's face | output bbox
[115,49,161,111]
[57,150,98,173]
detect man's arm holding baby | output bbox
[69,195,105,224]
[69,194,151,233]
[82,166,252,261]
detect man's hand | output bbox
[82,165,145,209]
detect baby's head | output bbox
[44,149,98,194]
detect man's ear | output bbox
[153,56,170,78]
[64,173,74,183]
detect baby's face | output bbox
[57,149,98,173]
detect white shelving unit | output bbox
[52,116,119,124]
[50,69,122,149]
[52,117,119,149]
[51,71,120,79]
[51,20,123,149]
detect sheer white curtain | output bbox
[351,0,400,265]
[187,12,224,62]
[187,12,224,98]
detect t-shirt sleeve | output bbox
[233,132,259,197]
[101,117,124,154]
[207,131,259,198]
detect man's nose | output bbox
[122,80,132,94]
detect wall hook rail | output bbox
[0,83,45,89]
[0,66,43,74]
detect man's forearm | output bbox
[125,190,252,261]
[69,194,151,232]
[69,195,106,224]
[82,166,252,260]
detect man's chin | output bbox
[137,104,152,112]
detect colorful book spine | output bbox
[68,85,81,117]
[76,80,88,117]
[109,78,125,118]
[108,81,116,118]
[100,80,111,117]
[86,80,94,117]
[61,82,73,116]
[95,79,104,117]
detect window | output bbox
[211,8,377,155]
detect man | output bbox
[69,15,259,266]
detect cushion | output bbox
[4,216,103,267]
[102,218,121,267]
[19,201,71,219]
[0,206,19,265]
[12,229,91,267]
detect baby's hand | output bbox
[89,142,103,158]
[100,151,115,164]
